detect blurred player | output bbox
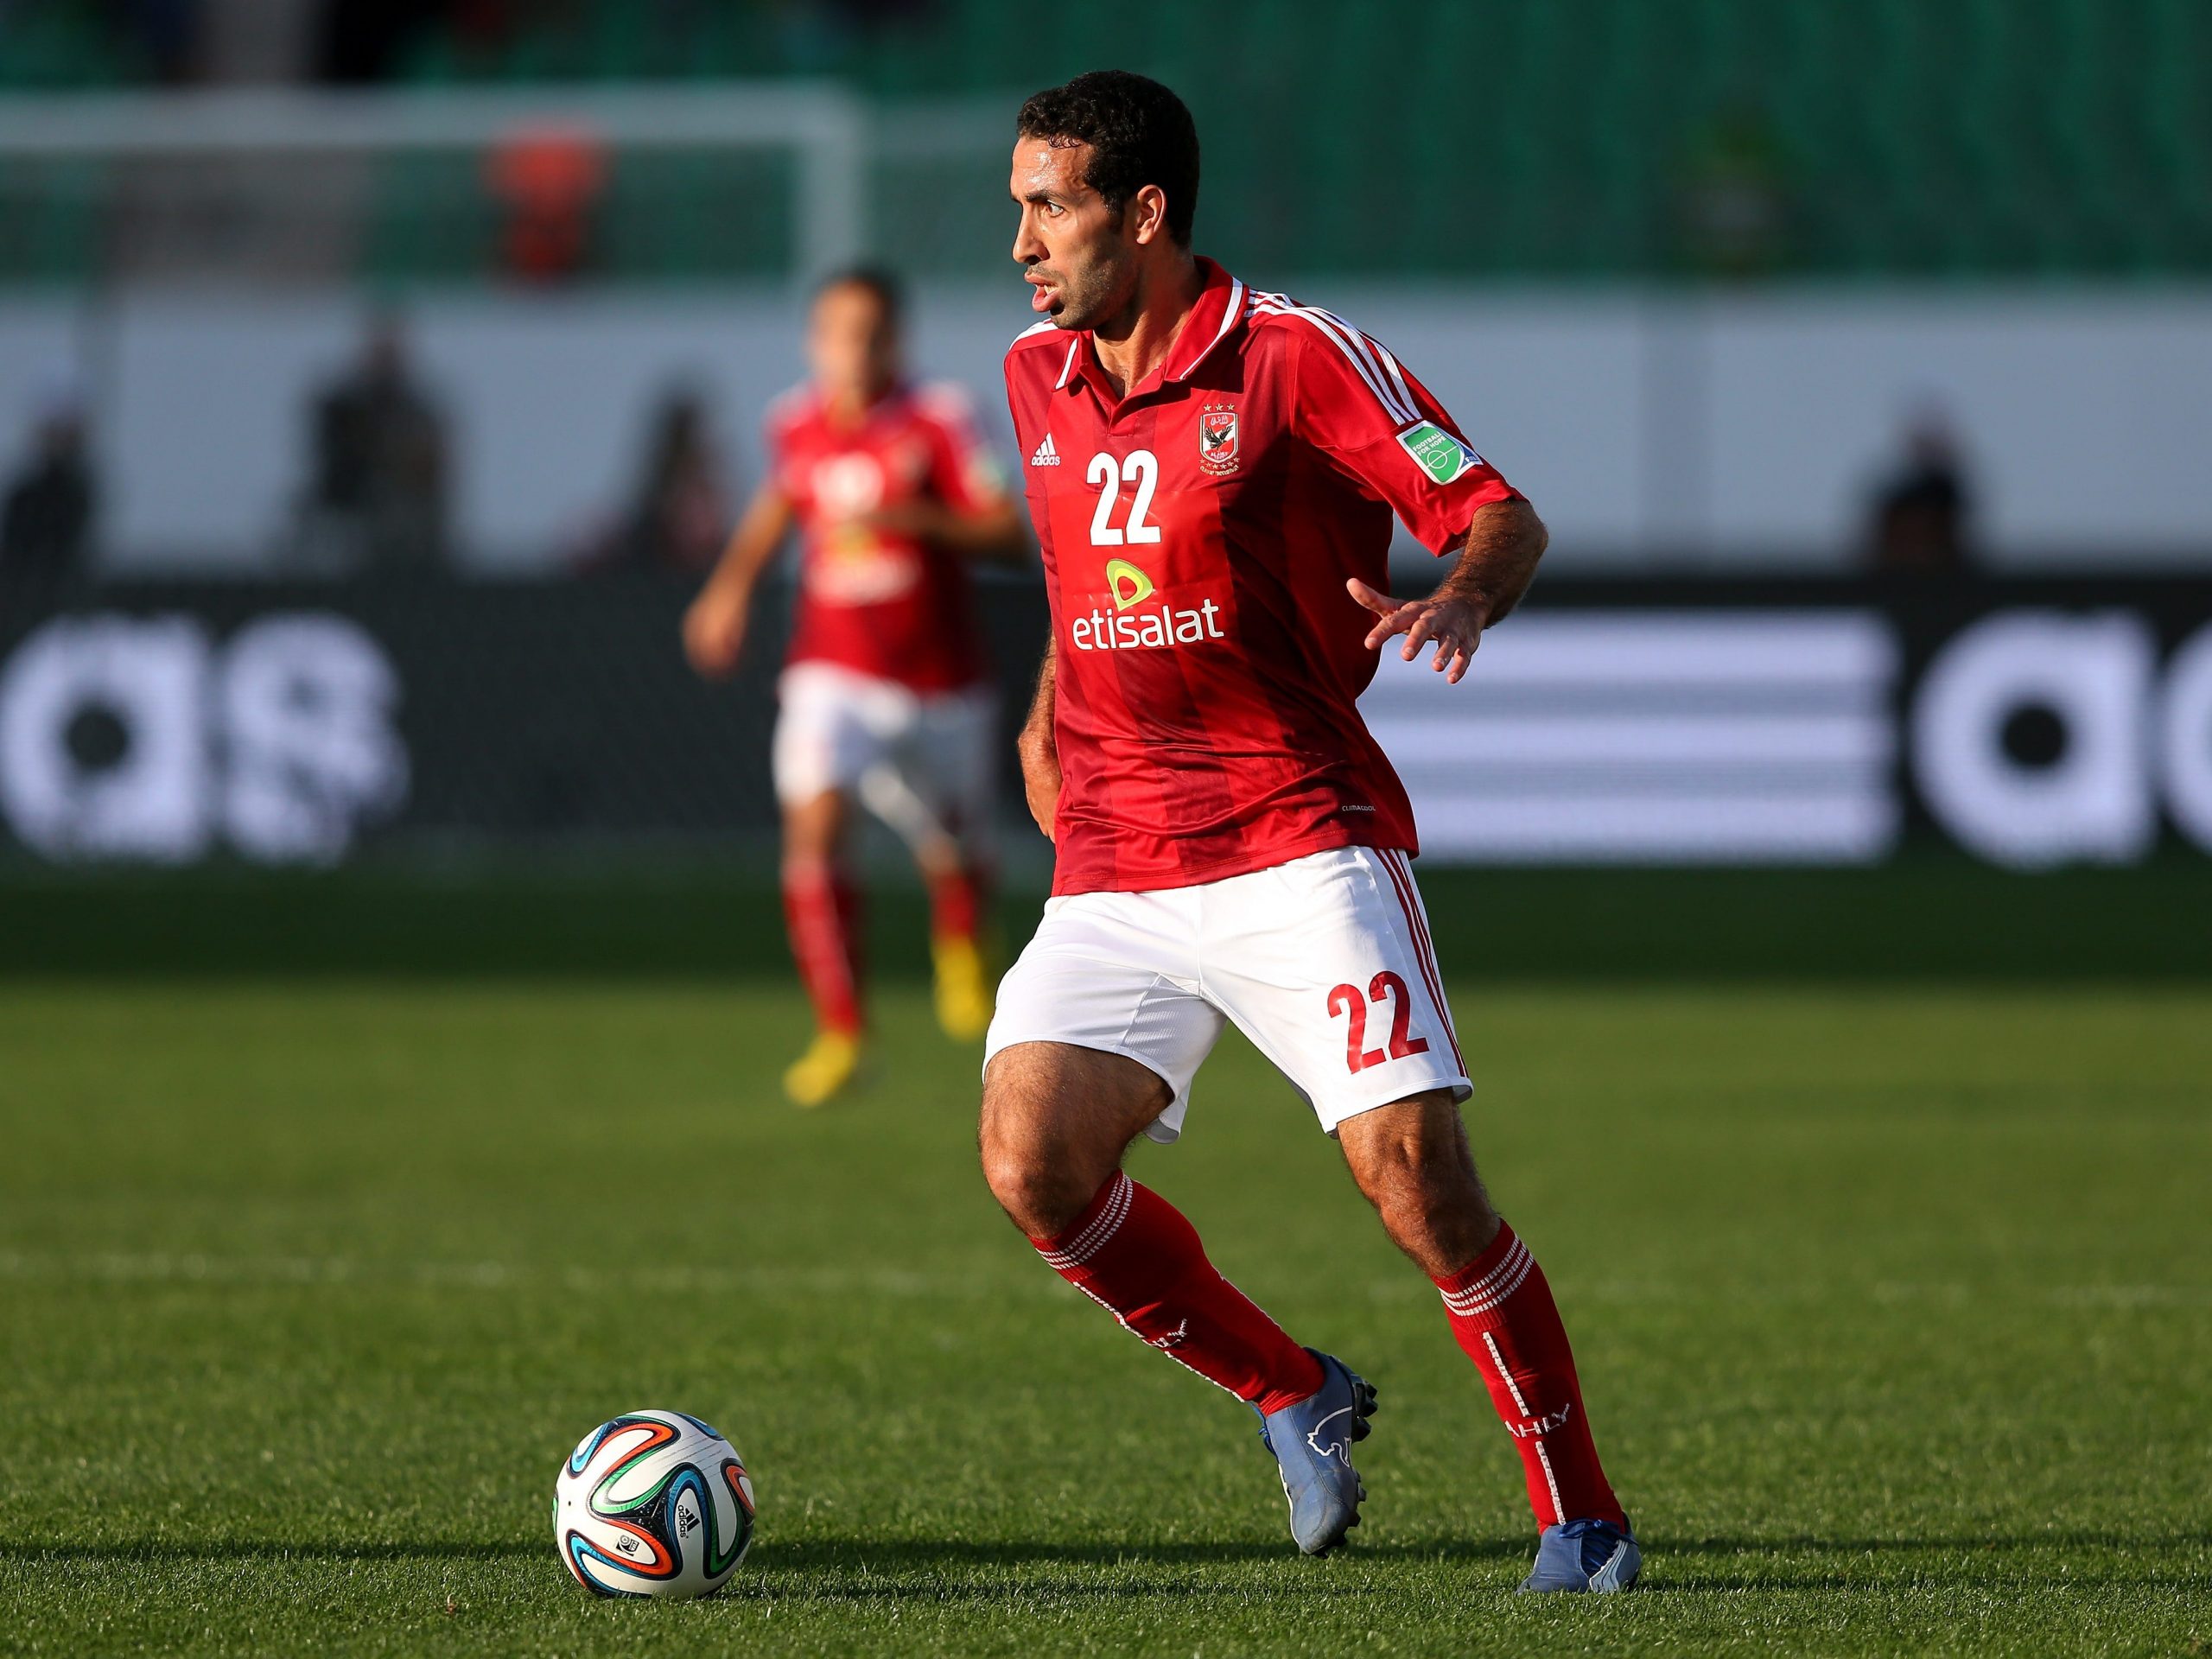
[982,73,1638,1591]
[685,269,1023,1107]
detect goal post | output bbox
[0,81,914,286]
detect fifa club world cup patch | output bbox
[1198,404,1241,474]
[1396,420,1483,486]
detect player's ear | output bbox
[1129,184,1170,247]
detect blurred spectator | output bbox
[1868,408,1974,574]
[296,316,450,574]
[314,0,445,82]
[589,387,729,574]
[198,0,315,82]
[107,0,200,80]
[486,124,606,284]
[3,390,95,584]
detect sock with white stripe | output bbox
[1030,1172,1325,1415]
[1433,1220,1626,1532]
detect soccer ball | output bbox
[554,1409,756,1599]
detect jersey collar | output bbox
[820,378,912,432]
[1061,257,1247,403]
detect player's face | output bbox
[807,283,900,402]
[1009,137,1138,333]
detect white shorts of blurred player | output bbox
[772,661,995,857]
[984,845,1470,1141]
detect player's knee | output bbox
[976,1081,1111,1238]
[979,1044,1167,1237]
[977,1135,1089,1239]
[780,790,846,868]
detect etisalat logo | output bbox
[1069,558,1229,652]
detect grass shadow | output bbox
[1656,1531,2206,1557]
[0,1540,545,1565]
[8,1529,2200,1603]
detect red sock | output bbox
[1032,1172,1325,1414]
[782,865,861,1035]
[926,862,986,945]
[1433,1221,1625,1531]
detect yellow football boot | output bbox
[783,1029,861,1109]
[931,935,995,1042]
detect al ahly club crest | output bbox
[1198,404,1240,475]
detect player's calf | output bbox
[983,1043,1335,1535]
[1016,1167,1324,1414]
[1340,1095,1632,1578]
[1338,1090,1502,1279]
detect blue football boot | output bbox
[1256,1349,1377,1554]
[1518,1516,1641,1592]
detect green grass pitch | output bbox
[1,957,2208,1652]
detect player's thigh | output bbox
[982,890,1223,1157]
[1202,845,1470,1138]
[920,688,995,843]
[878,686,994,851]
[772,664,903,809]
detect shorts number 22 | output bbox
[1326,972,1430,1073]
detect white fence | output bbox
[5,286,2212,571]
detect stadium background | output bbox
[3,0,2212,892]
[1,5,2208,1655]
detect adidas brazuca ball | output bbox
[554,1410,756,1598]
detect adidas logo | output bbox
[1030,433,1062,467]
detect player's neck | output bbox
[823,378,897,428]
[1089,253,1205,400]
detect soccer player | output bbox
[981,73,1640,1592]
[685,268,1023,1108]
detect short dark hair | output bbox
[1016,71,1200,246]
[816,264,904,327]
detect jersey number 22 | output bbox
[1087,450,1162,546]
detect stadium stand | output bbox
[0,0,149,90]
[1,0,2207,281]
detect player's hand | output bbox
[1017,724,1060,842]
[1346,577,1487,684]
[857,504,939,540]
[683,584,749,678]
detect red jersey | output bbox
[1005,259,1520,895]
[771,380,1005,693]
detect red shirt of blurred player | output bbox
[683,276,1018,692]
[771,378,1001,695]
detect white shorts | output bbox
[984,845,1470,1142]
[772,661,995,851]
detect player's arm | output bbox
[1015,638,1059,840]
[1347,496,1548,684]
[865,391,1029,564]
[1285,319,1540,684]
[864,492,1026,563]
[682,482,794,678]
